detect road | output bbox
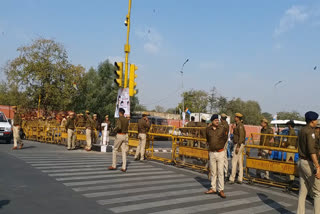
[0,140,314,214]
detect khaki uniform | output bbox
[185,121,196,147]
[76,117,85,127]
[221,120,230,177]
[286,128,297,181]
[206,124,226,192]
[135,118,151,160]
[197,121,208,148]
[65,117,76,149]
[85,115,94,150]
[229,121,246,182]
[61,118,67,130]
[297,125,320,214]
[256,126,274,179]
[13,112,23,148]
[112,116,129,170]
[92,119,100,144]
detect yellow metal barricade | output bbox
[244,133,298,191]
[147,125,175,163]
[172,127,208,171]
[75,127,86,148]
[128,123,140,155]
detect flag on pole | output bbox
[185,108,191,115]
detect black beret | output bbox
[210,114,219,121]
[286,120,295,126]
[305,111,318,121]
[119,108,125,114]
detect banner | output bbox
[114,88,130,118]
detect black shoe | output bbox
[134,158,139,161]
[228,181,235,185]
[236,181,243,184]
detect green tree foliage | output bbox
[224,98,262,125]
[178,89,209,113]
[166,108,177,114]
[134,104,147,112]
[3,39,85,112]
[71,60,141,122]
[277,111,304,121]
[154,105,165,113]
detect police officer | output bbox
[297,111,320,214]
[84,110,94,151]
[186,116,196,127]
[65,112,76,150]
[286,120,297,182]
[61,114,67,130]
[101,115,111,146]
[204,114,226,198]
[220,113,230,179]
[185,116,196,147]
[12,106,24,150]
[257,118,274,179]
[229,113,246,184]
[135,113,151,161]
[109,108,129,172]
[197,115,208,147]
[92,114,100,144]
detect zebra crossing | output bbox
[11,152,310,214]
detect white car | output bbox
[0,111,13,144]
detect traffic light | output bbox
[129,64,138,96]
[114,62,123,87]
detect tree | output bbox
[72,61,118,120]
[134,104,147,112]
[208,87,218,113]
[166,108,177,114]
[71,60,141,121]
[277,111,304,121]
[226,98,262,125]
[154,105,165,113]
[3,39,85,112]
[215,96,228,114]
[177,89,208,113]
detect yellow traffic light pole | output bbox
[124,0,132,88]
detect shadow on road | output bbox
[194,176,211,189]
[0,200,10,209]
[257,193,294,214]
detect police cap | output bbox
[221,113,227,118]
[235,113,243,118]
[305,111,319,122]
[261,118,269,124]
[210,114,219,121]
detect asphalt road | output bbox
[0,140,314,214]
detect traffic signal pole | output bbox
[124,0,132,88]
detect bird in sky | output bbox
[274,80,283,87]
[314,66,317,70]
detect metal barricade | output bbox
[147,125,175,163]
[244,132,299,191]
[75,127,87,148]
[128,123,141,155]
[172,127,208,171]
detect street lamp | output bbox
[180,58,189,126]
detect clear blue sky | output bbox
[1,0,320,115]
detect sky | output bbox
[1,0,320,115]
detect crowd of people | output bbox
[9,105,320,213]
